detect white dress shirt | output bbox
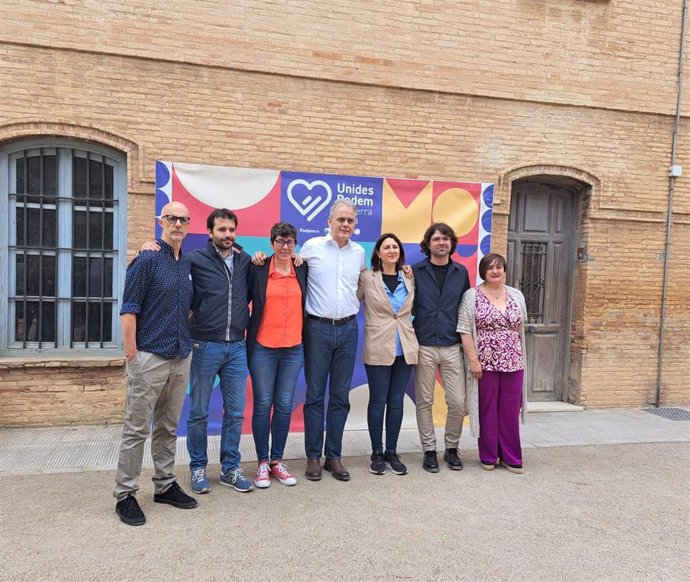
[300,234,366,319]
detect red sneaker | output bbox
[254,461,271,488]
[270,461,297,486]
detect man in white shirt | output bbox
[301,201,365,481]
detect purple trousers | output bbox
[477,369,524,466]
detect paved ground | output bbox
[1,408,689,581]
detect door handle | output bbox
[526,324,536,333]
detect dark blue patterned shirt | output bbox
[120,239,193,359]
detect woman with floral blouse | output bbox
[457,253,528,473]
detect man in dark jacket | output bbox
[412,223,470,473]
[186,208,254,494]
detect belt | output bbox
[307,314,356,326]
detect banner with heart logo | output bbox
[155,160,493,436]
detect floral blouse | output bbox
[475,290,525,372]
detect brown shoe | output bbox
[305,457,322,481]
[324,458,350,481]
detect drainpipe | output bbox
[656,0,688,406]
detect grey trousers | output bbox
[414,344,466,451]
[113,351,192,501]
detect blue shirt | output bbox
[384,272,409,357]
[120,239,193,359]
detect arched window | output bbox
[0,139,127,353]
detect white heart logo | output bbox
[287,179,332,222]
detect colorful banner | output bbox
[155,161,494,436]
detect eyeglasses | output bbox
[161,215,191,225]
[273,239,296,248]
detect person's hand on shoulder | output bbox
[252,251,267,266]
[139,240,160,253]
[401,264,414,279]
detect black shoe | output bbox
[115,494,146,526]
[422,450,439,473]
[384,450,407,475]
[154,481,198,509]
[369,451,386,475]
[444,448,464,471]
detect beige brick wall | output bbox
[0,0,688,426]
[0,359,125,427]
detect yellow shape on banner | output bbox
[381,180,433,243]
[432,187,479,238]
[432,381,447,427]
[431,380,470,428]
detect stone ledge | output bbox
[0,356,125,370]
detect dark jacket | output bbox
[412,258,470,347]
[189,239,251,342]
[246,256,308,363]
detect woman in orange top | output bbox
[247,222,308,488]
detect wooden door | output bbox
[507,183,576,401]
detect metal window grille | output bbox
[520,242,546,324]
[9,147,118,349]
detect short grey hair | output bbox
[328,199,357,219]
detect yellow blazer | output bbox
[357,269,419,366]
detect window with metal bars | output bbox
[0,140,126,353]
[519,242,546,324]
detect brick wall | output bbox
[0,359,125,427]
[0,0,688,426]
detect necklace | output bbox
[483,284,504,300]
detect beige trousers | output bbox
[113,351,192,501]
[414,344,466,451]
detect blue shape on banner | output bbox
[481,209,493,232]
[155,162,171,217]
[280,171,383,243]
[482,184,494,208]
[480,234,492,255]
[456,244,477,258]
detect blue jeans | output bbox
[303,317,358,459]
[186,340,248,474]
[249,343,304,461]
[365,356,413,453]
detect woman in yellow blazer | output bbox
[358,232,419,476]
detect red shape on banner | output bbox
[171,166,281,236]
[385,178,430,209]
[233,177,282,237]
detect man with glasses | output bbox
[300,200,366,481]
[140,207,253,495]
[114,201,197,526]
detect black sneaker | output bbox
[369,451,386,475]
[444,448,464,471]
[154,481,198,509]
[384,450,407,475]
[115,494,146,526]
[422,450,439,473]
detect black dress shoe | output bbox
[324,458,351,481]
[305,457,322,481]
[444,448,464,471]
[115,494,146,526]
[154,481,198,509]
[422,450,439,473]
